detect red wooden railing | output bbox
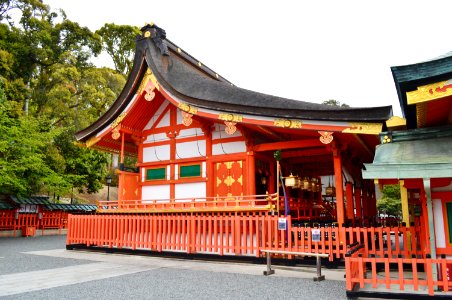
[345,245,452,296]
[67,214,424,261]
[279,196,336,221]
[0,211,70,235]
[0,210,17,235]
[96,193,278,213]
[39,211,64,235]
[17,213,38,228]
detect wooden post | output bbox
[120,132,125,165]
[276,161,280,214]
[423,178,438,284]
[333,146,345,227]
[400,180,410,227]
[354,186,362,222]
[346,182,354,224]
[247,151,256,195]
[268,160,275,194]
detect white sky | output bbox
[46,0,452,117]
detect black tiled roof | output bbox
[76,25,393,142]
[10,195,51,205]
[145,36,392,122]
[0,199,16,210]
[45,203,97,212]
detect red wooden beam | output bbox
[253,138,322,152]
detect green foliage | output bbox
[96,23,140,75]
[377,184,401,217]
[0,1,129,198]
[0,100,65,195]
[322,99,350,108]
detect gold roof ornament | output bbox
[178,103,198,115]
[342,122,382,135]
[406,79,452,104]
[386,116,406,130]
[274,119,302,129]
[219,113,243,123]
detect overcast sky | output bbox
[46,0,452,117]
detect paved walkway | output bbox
[0,235,347,299]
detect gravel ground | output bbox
[0,235,93,275]
[0,235,347,300]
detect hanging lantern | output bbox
[285,173,298,187]
[311,178,320,192]
[325,176,336,196]
[302,177,311,190]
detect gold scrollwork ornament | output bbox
[318,131,333,144]
[144,88,155,101]
[224,121,237,135]
[112,128,121,140]
[182,111,193,126]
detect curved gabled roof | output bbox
[76,24,392,142]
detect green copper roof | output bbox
[363,136,452,179]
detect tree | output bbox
[322,99,350,108]
[96,23,140,75]
[377,184,401,217]
[0,97,66,196]
[0,2,121,197]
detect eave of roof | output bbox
[391,53,452,128]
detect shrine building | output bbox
[74,23,392,226]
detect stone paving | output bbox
[0,235,348,299]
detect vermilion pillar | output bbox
[333,147,345,227]
[370,183,377,218]
[247,151,256,195]
[120,132,125,165]
[346,182,354,223]
[354,186,362,221]
[268,160,275,194]
[361,184,369,223]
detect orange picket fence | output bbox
[345,244,452,296]
[67,214,424,261]
[0,210,17,235]
[17,213,38,228]
[96,194,278,214]
[0,212,71,236]
[39,211,65,235]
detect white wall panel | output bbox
[144,133,169,143]
[156,110,170,128]
[143,145,170,162]
[177,128,204,139]
[212,141,246,155]
[176,141,206,158]
[142,185,170,201]
[433,198,446,248]
[175,182,206,200]
[144,102,169,130]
